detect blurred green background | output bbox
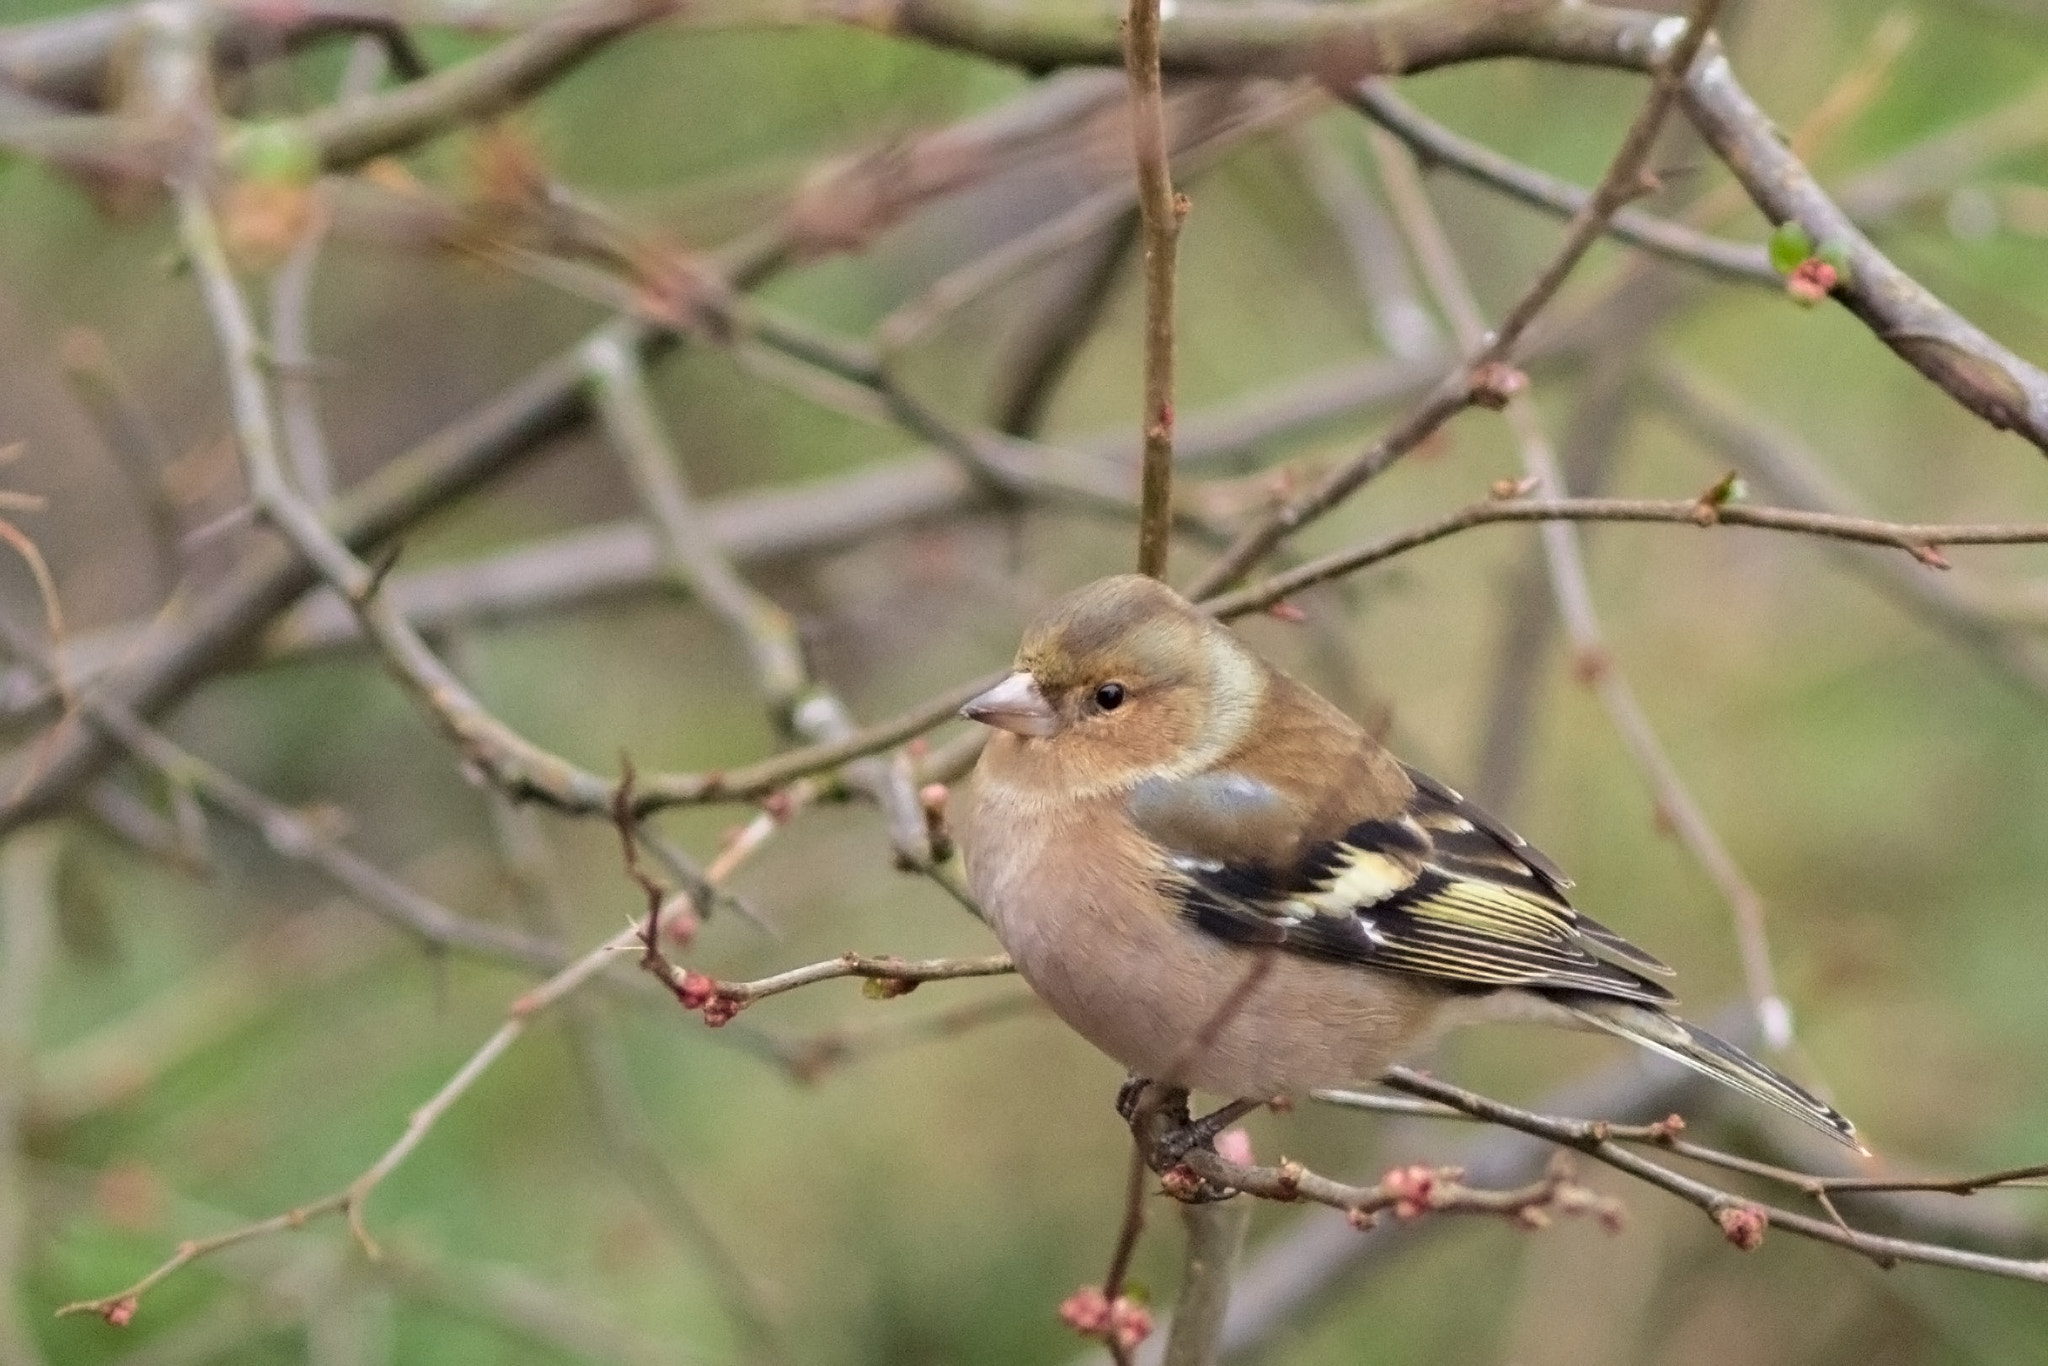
[3,1,2048,1362]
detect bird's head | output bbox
[961,575,1266,788]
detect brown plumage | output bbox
[956,575,1859,1148]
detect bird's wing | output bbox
[1129,761,1676,1006]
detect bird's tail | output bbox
[1568,1000,1863,1151]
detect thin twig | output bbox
[58,748,805,1324]
[1365,68,1793,1046]
[475,761,782,1354]
[1376,1067,2048,1283]
[1183,0,1725,598]
[1204,495,2048,619]
[1124,0,1181,578]
[1347,81,1773,286]
[0,609,563,972]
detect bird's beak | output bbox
[960,671,1058,738]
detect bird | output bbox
[953,573,1859,1150]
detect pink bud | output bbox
[1785,258,1838,304]
[1109,1297,1154,1351]
[1059,1287,1111,1335]
[676,971,717,1010]
[1716,1204,1767,1251]
[1381,1164,1440,1220]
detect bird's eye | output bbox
[1094,682,1127,711]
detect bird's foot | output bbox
[1154,1098,1261,1167]
[1116,1083,1261,1203]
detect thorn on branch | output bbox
[1912,543,1951,569]
[1491,474,1541,500]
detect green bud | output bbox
[1767,221,1814,275]
[229,122,321,186]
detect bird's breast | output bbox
[958,771,1450,1099]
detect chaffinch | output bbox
[956,574,1858,1148]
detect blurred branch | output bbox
[476,775,781,1355]
[1834,76,2048,220]
[1182,0,1722,597]
[288,0,669,173]
[26,912,376,1130]
[0,63,1212,832]
[57,747,803,1326]
[269,191,340,506]
[0,610,566,972]
[1471,347,1640,812]
[0,1,423,110]
[1159,1198,1251,1366]
[8,345,1446,708]
[869,0,2048,455]
[1647,361,2048,703]
[585,331,809,721]
[79,778,206,873]
[876,81,1296,360]
[373,1246,694,1366]
[1364,94,1798,1051]
[56,330,183,589]
[1286,121,1441,361]
[0,827,60,1366]
[586,328,932,860]
[1347,81,1774,286]
[992,208,1139,437]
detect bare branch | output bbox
[1347,81,1773,286]
[1377,1067,2048,1284]
[1123,0,1181,579]
[1206,495,2048,619]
